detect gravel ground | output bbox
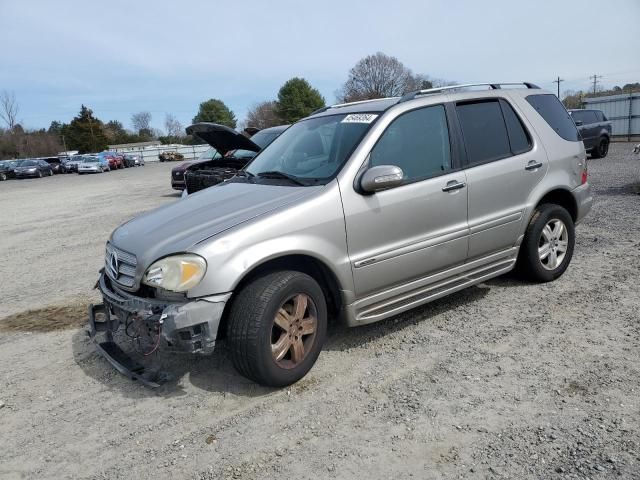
[0,144,639,480]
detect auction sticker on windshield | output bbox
[341,113,378,123]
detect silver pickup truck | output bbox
[569,109,612,158]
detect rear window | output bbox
[456,100,512,165]
[526,94,579,141]
[499,99,532,155]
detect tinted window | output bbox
[499,99,532,155]
[456,100,511,165]
[370,105,451,181]
[526,94,580,141]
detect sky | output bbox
[1,0,639,133]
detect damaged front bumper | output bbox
[88,271,230,386]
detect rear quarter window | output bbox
[526,94,580,142]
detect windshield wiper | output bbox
[233,170,255,182]
[256,170,306,186]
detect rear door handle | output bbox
[442,180,466,192]
[525,160,543,171]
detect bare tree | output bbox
[337,52,430,102]
[164,113,184,137]
[245,101,282,129]
[0,90,19,130]
[131,111,152,133]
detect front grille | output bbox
[105,242,138,288]
[185,167,238,193]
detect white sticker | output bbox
[341,113,378,124]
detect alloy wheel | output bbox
[271,293,317,369]
[538,218,569,270]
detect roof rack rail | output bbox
[310,96,399,116]
[398,82,540,103]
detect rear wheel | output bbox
[226,271,327,387]
[517,204,575,282]
[591,137,609,158]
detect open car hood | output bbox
[186,123,261,155]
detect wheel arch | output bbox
[216,253,344,340]
[533,188,578,223]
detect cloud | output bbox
[1,0,639,130]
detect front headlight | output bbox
[142,254,207,292]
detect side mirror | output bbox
[360,165,404,193]
[574,120,583,126]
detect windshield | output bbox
[245,114,373,183]
[84,157,99,163]
[18,160,37,167]
[232,131,281,159]
[198,147,222,161]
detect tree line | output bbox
[1,52,451,157]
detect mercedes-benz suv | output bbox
[89,82,592,387]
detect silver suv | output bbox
[89,82,592,387]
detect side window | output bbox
[499,99,532,155]
[586,111,599,124]
[526,94,580,141]
[570,110,588,124]
[456,100,511,165]
[370,105,451,181]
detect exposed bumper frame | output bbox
[88,271,231,387]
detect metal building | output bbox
[583,92,639,140]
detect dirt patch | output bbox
[0,303,87,332]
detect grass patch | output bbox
[0,303,88,333]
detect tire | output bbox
[0,172,6,181]
[517,204,575,282]
[591,137,609,159]
[226,270,327,387]
[37,170,43,178]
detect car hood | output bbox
[186,123,261,155]
[110,182,320,285]
[172,161,202,173]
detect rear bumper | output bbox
[572,182,593,225]
[92,271,230,355]
[171,178,185,190]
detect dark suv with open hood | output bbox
[182,124,288,194]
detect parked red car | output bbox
[94,151,123,170]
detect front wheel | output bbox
[0,172,6,181]
[226,271,327,387]
[591,137,609,158]
[517,204,575,282]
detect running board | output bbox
[353,258,515,325]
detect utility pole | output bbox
[553,76,564,98]
[590,74,602,95]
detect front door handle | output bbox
[525,160,543,171]
[442,180,466,192]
